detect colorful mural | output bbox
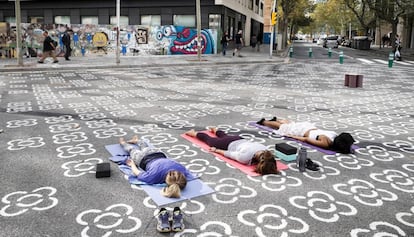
[154,25,215,55]
[0,23,217,59]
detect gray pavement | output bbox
[1,44,414,237]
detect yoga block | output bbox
[275,143,297,155]
[96,163,111,178]
[275,150,297,162]
[345,74,363,88]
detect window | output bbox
[248,0,253,10]
[173,15,195,27]
[209,14,221,30]
[82,16,98,25]
[5,16,15,23]
[30,17,44,24]
[54,16,70,24]
[110,16,129,26]
[141,15,161,26]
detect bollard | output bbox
[81,47,85,56]
[388,52,394,68]
[339,51,344,64]
[289,47,293,57]
[122,45,127,56]
[308,48,313,58]
[328,48,332,58]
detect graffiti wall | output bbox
[0,23,217,58]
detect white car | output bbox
[317,38,325,45]
[323,36,339,48]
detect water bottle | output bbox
[297,147,307,172]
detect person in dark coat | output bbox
[62,31,72,60]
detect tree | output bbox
[368,0,414,48]
[343,0,377,35]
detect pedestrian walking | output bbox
[250,34,257,51]
[220,32,230,56]
[394,34,402,61]
[38,31,58,63]
[233,30,244,57]
[62,31,72,61]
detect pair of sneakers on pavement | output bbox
[157,207,184,233]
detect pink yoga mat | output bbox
[181,131,288,176]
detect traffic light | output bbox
[271,12,277,25]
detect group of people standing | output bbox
[220,30,261,57]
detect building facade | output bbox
[0,0,265,46]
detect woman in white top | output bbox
[185,127,279,175]
[257,117,355,153]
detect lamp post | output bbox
[116,0,120,64]
[196,0,201,61]
[15,0,23,66]
[269,0,277,58]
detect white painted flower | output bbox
[333,179,397,206]
[76,203,141,237]
[248,172,302,192]
[93,128,127,139]
[61,158,103,177]
[370,169,414,193]
[0,187,58,217]
[238,204,309,237]
[130,124,165,134]
[323,153,374,170]
[350,221,406,237]
[52,132,88,144]
[289,191,357,223]
[396,206,414,227]
[174,221,238,237]
[56,143,96,159]
[356,145,405,161]
[6,119,37,128]
[7,137,45,150]
[209,178,257,204]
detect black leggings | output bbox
[196,130,242,150]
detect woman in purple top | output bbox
[120,136,193,198]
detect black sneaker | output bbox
[37,61,44,63]
[156,208,171,232]
[171,207,185,232]
[305,158,320,171]
[53,60,59,63]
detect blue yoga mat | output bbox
[105,143,215,206]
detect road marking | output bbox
[357,58,375,64]
[373,59,388,64]
[395,61,412,66]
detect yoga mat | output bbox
[181,132,288,177]
[248,121,359,155]
[105,143,215,206]
[141,179,215,206]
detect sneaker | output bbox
[171,207,185,232]
[269,116,277,121]
[256,118,265,125]
[156,208,171,233]
[305,158,320,171]
[37,61,44,63]
[53,60,59,63]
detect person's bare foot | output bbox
[119,137,126,145]
[127,135,139,144]
[185,129,197,137]
[209,127,217,134]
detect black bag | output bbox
[52,40,58,47]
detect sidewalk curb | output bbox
[0,57,286,72]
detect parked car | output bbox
[323,36,339,48]
[317,38,325,45]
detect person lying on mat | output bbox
[185,127,279,175]
[120,135,194,198]
[257,117,355,154]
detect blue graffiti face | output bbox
[156,25,214,54]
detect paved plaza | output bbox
[0,49,414,237]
